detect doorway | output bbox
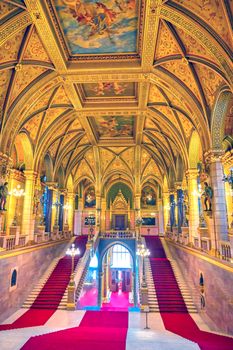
[101,244,133,310]
[114,215,125,230]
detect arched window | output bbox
[11,269,17,287]
[111,245,131,268]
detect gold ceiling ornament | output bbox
[160,6,233,85]
[25,0,67,73]
[0,11,32,47]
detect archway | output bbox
[99,242,136,310]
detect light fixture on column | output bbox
[136,244,150,288]
[66,243,80,310]
[66,243,80,286]
[9,184,25,226]
[223,170,233,189]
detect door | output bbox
[115,215,125,229]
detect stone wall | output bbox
[167,241,233,335]
[0,241,70,323]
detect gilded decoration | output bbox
[161,60,200,100]
[23,27,52,63]
[155,20,180,60]
[50,85,72,105]
[0,29,26,63]
[9,66,48,106]
[173,0,232,48]
[173,25,217,63]
[148,84,166,103]
[194,64,225,108]
[0,2,16,20]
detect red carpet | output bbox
[102,291,133,311]
[145,236,233,350]
[0,236,87,331]
[21,311,128,350]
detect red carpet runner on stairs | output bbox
[145,236,233,350]
[21,311,128,350]
[0,235,87,331]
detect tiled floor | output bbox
[0,309,200,350]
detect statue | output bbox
[0,182,8,211]
[202,182,213,211]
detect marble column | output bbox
[186,169,199,244]
[206,150,228,242]
[67,192,75,232]
[21,171,37,241]
[158,198,164,235]
[163,191,170,231]
[100,198,106,232]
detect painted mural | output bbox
[91,116,134,137]
[141,186,156,207]
[54,0,139,55]
[84,186,96,207]
[82,82,135,97]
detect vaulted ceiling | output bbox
[0,0,232,189]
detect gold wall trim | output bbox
[166,239,233,273]
[0,11,32,47]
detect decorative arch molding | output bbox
[211,88,232,150]
[106,181,133,209]
[74,176,95,194]
[188,130,202,168]
[98,241,136,273]
[43,153,53,182]
[1,72,59,154]
[160,5,233,83]
[13,132,34,170]
[0,11,32,47]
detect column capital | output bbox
[24,170,37,180]
[174,182,183,190]
[204,149,225,164]
[185,168,199,179]
[46,181,58,190]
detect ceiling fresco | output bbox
[52,0,140,56]
[89,116,135,138]
[0,0,232,188]
[80,82,136,98]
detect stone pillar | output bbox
[163,191,170,231]
[206,150,228,242]
[21,171,37,241]
[98,271,104,307]
[158,198,164,235]
[96,195,101,235]
[101,198,106,232]
[175,183,183,234]
[67,192,74,233]
[186,169,199,244]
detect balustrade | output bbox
[100,230,135,239]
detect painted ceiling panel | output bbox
[53,0,140,55]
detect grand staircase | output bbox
[144,236,197,313]
[23,236,87,310]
